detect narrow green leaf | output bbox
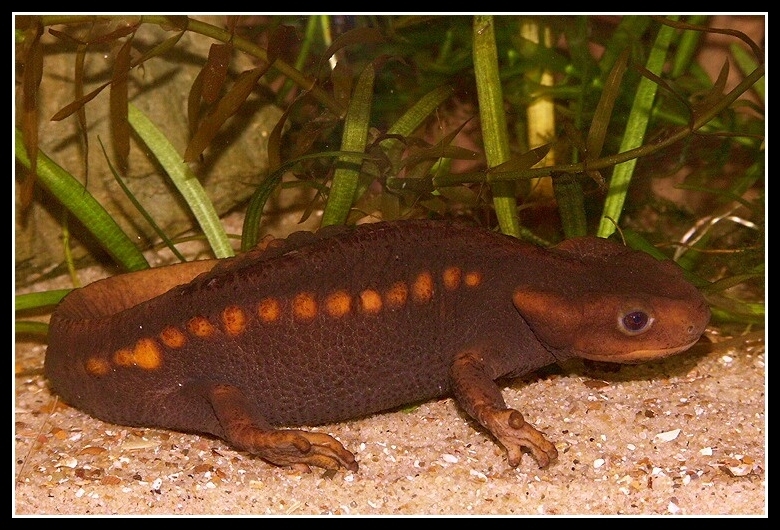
[387,85,454,138]
[14,321,50,337]
[127,103,233,258]
[16,289,72,311]
[473,15,519,237]
[670,15,709,78]
[321,63,375,226]
[15,128,149,271]
[598,18,678,238]
[710,303,765,326]
[241,172,283,252]
[381,84,454,173]
[473,17,510,169]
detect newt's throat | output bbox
[576,337,703,364]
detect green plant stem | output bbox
[598,18,679,237]
[473,15,520,237]
[321,63,375,226]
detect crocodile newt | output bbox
[44,220,710,472]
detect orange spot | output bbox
[464,271,483,287]
[293,292,317,321]
[85,357,110,376]
[385,281,408,310]
[359,289,382,314]
[222,305,248,336]
[112,339,162,370]
[114,348,134,367]
[257,298,281,323]
[188,316,216,337]
[325,290,352,317]
[412,271,434,304]
[442,266,462,290]
[133,338,162,370]
[159,326,187,349]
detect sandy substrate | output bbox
[14,325,765,516]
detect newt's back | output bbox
[45,222,551,430]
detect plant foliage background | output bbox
[14,15,765,330]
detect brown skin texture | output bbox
[45,220,711,472]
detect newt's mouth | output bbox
[578,338,704,364]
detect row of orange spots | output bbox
[85,266,483,376]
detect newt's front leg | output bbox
[208,384,358,472]
[449,350,558,468]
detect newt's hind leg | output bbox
[208,384,358,472]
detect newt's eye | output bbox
[619,310,653,335]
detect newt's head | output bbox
[512,237,710,364]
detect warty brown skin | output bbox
[45,220,711,472]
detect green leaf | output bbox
[473,15,520,237]
[15,289,72,311]
[321,62,375,227]
[598,18,678,238]
[128,103,233,258]
[15,127,149,271]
